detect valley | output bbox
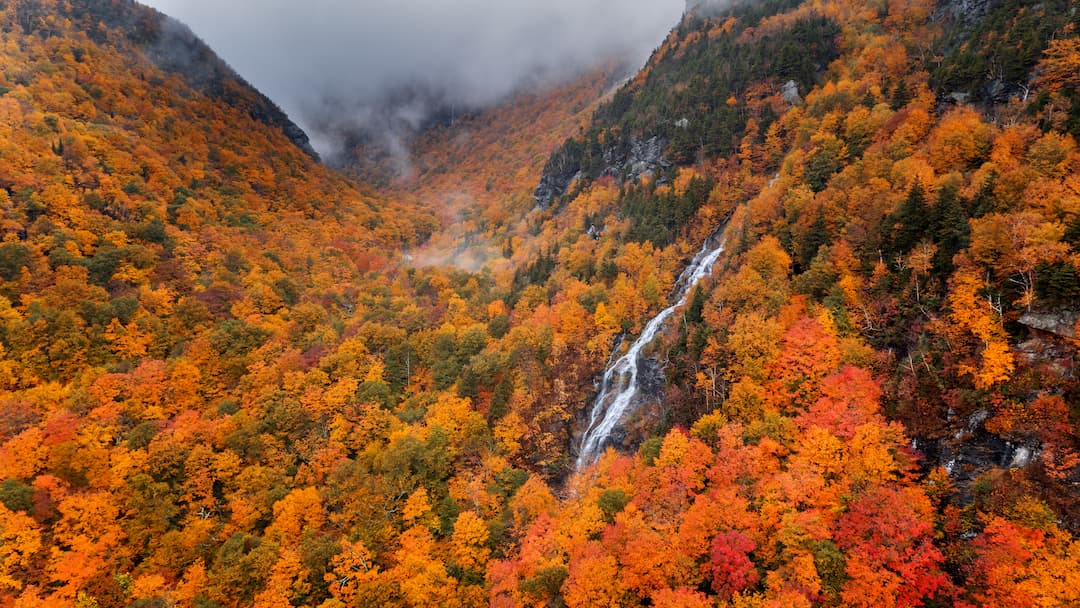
[0,0,1078,606]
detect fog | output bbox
[141,0,686,159]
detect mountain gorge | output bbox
[0,0,1079,607]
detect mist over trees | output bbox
[0,0,1079,606]
[142,0,685,158]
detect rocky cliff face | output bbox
[533,147,582,210]
[1019,310,1079,339]
[934,0,993,26]
[533,135,670,209]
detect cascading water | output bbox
[576,229,727,469]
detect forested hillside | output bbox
[493,0,1080,605]
[0,0,1078,607]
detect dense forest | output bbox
[0,0,1078,607]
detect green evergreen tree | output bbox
[930,183,970,275]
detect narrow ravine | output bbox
[576,228,727,469]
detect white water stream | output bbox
[576,231,727,469]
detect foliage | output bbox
[1,0,1079,606]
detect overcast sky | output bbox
[141,0,685,157]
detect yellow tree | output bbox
[968,212,1068,311]
[944,262,1015,389]
[266,486,325,544]
[0,504,41,592]
[1034,37,1080,93]
[451,511,491,572]
[325,539,390,608]
[389,527,460,607]
[253,548,309,608]
[966,517,1080,607]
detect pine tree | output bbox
[930,182,970,275]
[886,181,930,256]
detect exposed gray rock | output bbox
[1015,336,1073,377]
[533,135,670,209]
[1019,310,1079,338]
[984,79,1011,103]
[781,80,801,105]
[627,136,669,182]
[533,165,581,210]
[919,429,1033,503]
[934,0,993,26]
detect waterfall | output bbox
[576,230,726,469]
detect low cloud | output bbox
[142,0,685,160]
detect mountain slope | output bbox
[0,0,1078,607]
[0,0,427,386]
[528,0,1080,483]
[11,0,319,158]
[487,0,1080,605]
[0,4,440,604]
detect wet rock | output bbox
[929,432,1015,484]
[636,357,666,403]
[1005,444,1039,469]
[916,406,1043,508]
